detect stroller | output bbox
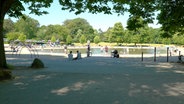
[111,49,119,58]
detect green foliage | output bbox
[5,17,183,45]
[59,0,184,34]
[63,18,94,42]
[59,0,115,15]
[172,34,184,45]
[0,70,13,80]
[80,35,86,44]
[123,30,131,43]
[36,25,47,40]
[103,28,112,42]
[51,36,56,43]
[157,0,184,34]
[18,33,26,42]
[66,35,72,44]
[3,0,184,43]
[36,25,70,41]
[6,0,53,18]
[14,15,39,39]
[6,32,20,41]
[111,22,124,43]
[162,38,172,45]
[3,18,14,37]
[131,34,141,44]
[103,23,125,43]
[94,36,100,44]
[127,16,145,31]
[73,29,82,42]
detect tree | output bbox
[162,38,172,45]
[6,32,20,42]
[111,22,124,43]
[94,36,100,44]
[103,28,113,43]
[36,25,47,40]
[126,16,145,31]
[1,0,184,69]
[73,29,82,42]
[3,18,14,36]
[18,33,26,42]
[157,0,184,34]
[66,35,72,45]
[61,0,184,34]
[123,30,131,43]
[63,18,94,41]
[36,25,69,42]
[0,0,52,68]
[80,35,86,44]
[131,34,141,46]
[15,15,40,39]
[51,36,56,43]
[103,23,125,43]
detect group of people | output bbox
[100,45,109,54]
[68,50,82,61]
[67,45,121,60]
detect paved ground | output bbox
[1,54,184,104]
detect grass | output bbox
[0,70,13,81]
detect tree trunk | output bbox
[0,0,16,69]
[0,11,7,69]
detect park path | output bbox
[1,54,184,104]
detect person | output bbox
[112,49,119,58]
[68,51,73,61]
[178,55,183,63]
[105,45,108,54]
[87,45,90,57]
[100,46,103,53]
[64,45,67,54]
[73,50,82,60]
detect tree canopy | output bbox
[3,0,184,33]
[0,0,184,68]
[63,18,94,37]
[14,15,39,39]
[59,0,184,34]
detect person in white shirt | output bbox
[73,50,82,60]
[68,51,73,61]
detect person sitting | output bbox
[68,51,73,61]
[73,50,82,60]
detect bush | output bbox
[0,70,13,80]
[31,58,44,69]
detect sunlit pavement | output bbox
[1,54,184,104]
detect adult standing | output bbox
[105,45,108,54]
[87,40,91,57]
[64,45,67,54]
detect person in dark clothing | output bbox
[112,49,119,58]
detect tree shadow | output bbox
[2,55,184,104]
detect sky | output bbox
[6,0,161,32]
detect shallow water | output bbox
[37,47,167,55]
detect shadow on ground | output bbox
[1,54,184,104]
